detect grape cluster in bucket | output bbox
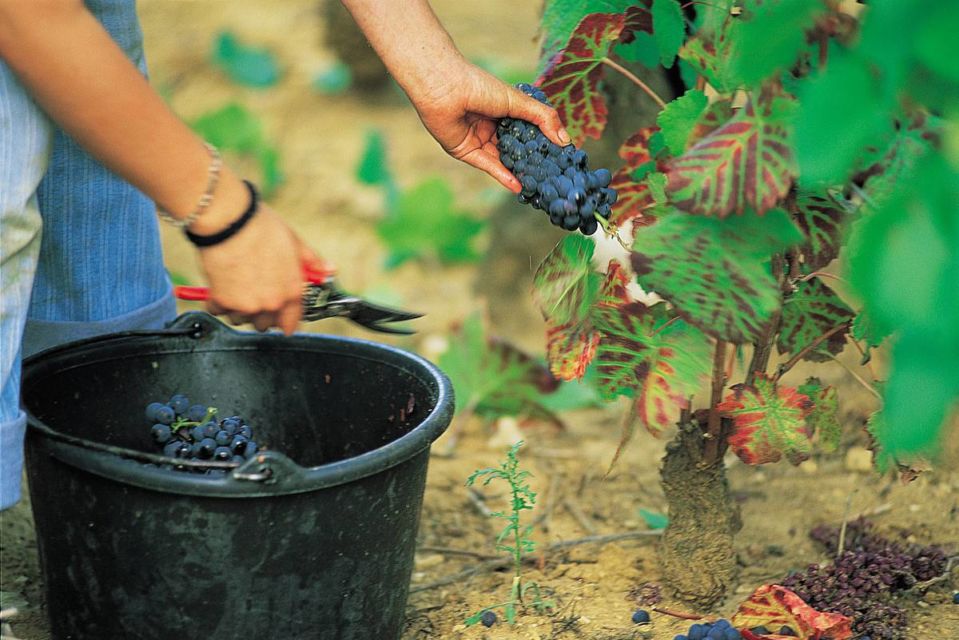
[145,394,260,471]
[496,83,616,235]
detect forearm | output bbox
[0,0,245,232]
[338,0,465,101]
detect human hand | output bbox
[195,203,317,335]
[408,59,570,192]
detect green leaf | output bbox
[615,30,661,67]
[798,377,841,453]
[678,24,739,93]
[536,369,605,412]
[719,376,814,465]
[656,89,708,156]
[538,12,633,145]
[631,208,803,343]
[375,178,485,267]
[356,129,389,186]
[914,3,959,84]
[777,277,854,363]
[439,315,554,421]
[533,235,600,327]
[190,103,283,196]
[666,98,797,217]
[795,52,892,188]
[651,0,685,67]
[593,303,711,436]
[729,0,825,88]
[211,31,280,88]
[638,508,669,530]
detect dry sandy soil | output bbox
[1,2,957,639]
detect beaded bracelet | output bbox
[184,180,259,248]
[157,142,222,229]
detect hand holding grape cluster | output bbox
[496,84,617,235]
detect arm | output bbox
[0,0,310,333]
[339,0,570,192]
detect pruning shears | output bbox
[173,261,422,334]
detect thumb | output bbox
[506,88,572,148]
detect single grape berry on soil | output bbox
[631,609,650,624]
[496,83,616,236]
[480,610,497,628]
[143,394,263,474]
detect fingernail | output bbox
[558,128,571,144]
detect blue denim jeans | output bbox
[0,0,175,509]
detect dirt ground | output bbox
[2,1,958,639]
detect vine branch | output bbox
[703,340,728,465]
[775,321,851,381]
[601,57,667,109]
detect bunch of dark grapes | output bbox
[780,519,949,640]
[673,618,742,640]
[496,83,616,235]
[145,394,260,473]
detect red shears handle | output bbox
[173,260,337,302]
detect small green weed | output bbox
[464,441,554,626]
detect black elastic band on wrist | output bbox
[184,180,259,248]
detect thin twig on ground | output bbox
[907,555,959,594]
[408,530,662,594]
[416,546,501,561]
[466,487,493,517]
[563,497,597,535]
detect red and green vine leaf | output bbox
[534,236,603,380]
[719,375,813,465]
[631,208,803,343]
[593,303,711,437]
[596,258,632,305]
[733,584,853,640]
[798,378,841,453]
[538,13,632,145]
[666,98,797,217]
[651,0,685,67]
[607,167,657,230]
[686,99,735,148]
[539,1,638,71]
[656,89,708,156]
[678,27,738,93]
[618,126,659,168]
[777,277,854,363]
[794,190,849,271]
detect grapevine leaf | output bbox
[538,13,630,145]
[631,208,803,343]
[728,0,825,88]
[719,375,813,465]
[732,584,854,640]
[777,277,854,363]
[686,99,735,148]
[607,168,656,230]
[798,378,841,453]
[795,52,892,188]
[533,235,601,327]
[856,116,939,208]
[618,126,659,168]
[645,172,668,205]
[666,98,797,217]
[656,89,708,155]
[794,189,849,271]
[375,178,485,268]
[678,24,738,93]
[546,324,601,381]
[539,0,638,72]
[651,0,685,67]
[356,129,389,186]
[594,303,711,436]
[637,508,669,530]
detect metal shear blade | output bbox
[301,283,422,334]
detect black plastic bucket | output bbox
[20,312,454,640]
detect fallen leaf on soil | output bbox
[732,584,853,640]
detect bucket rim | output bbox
[21,312,455,497]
